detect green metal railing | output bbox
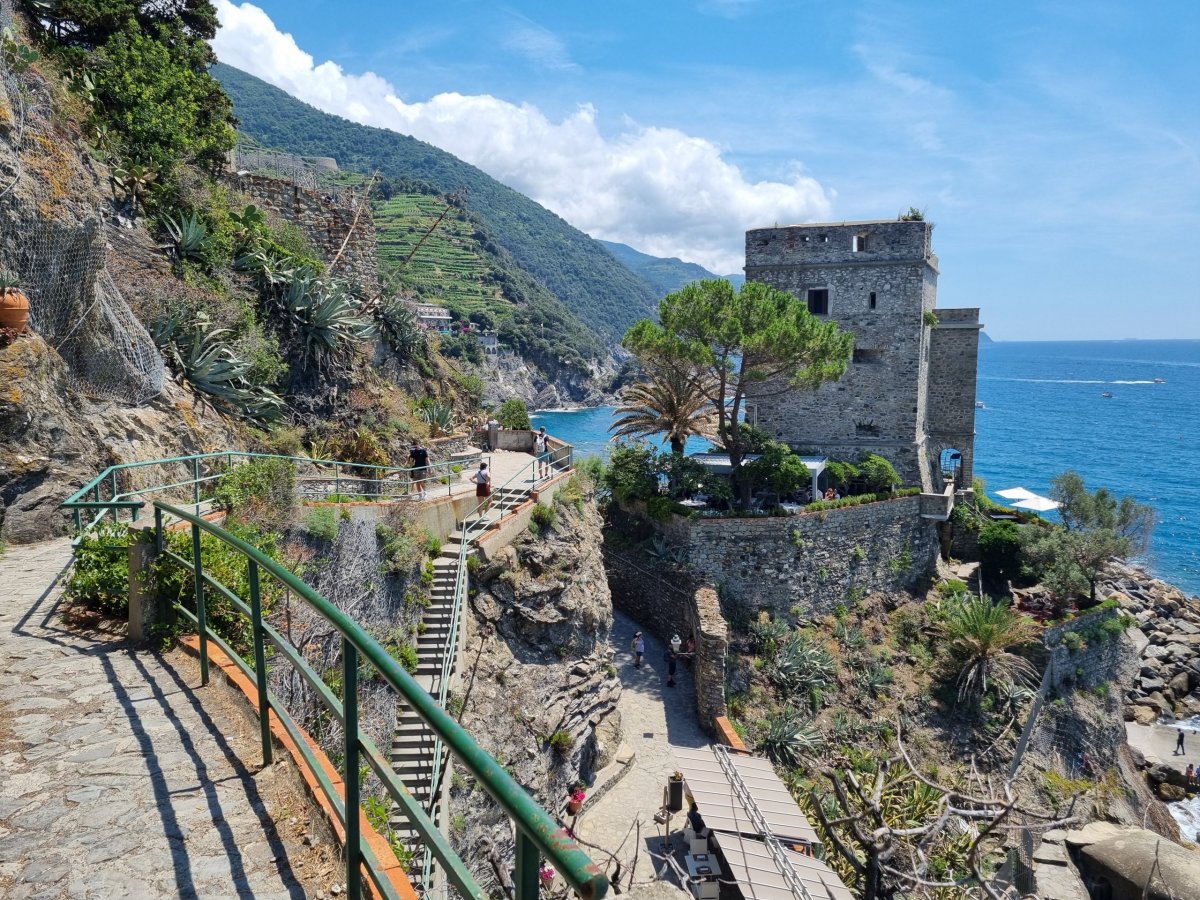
[420,447,573,889]
[152,499,604,900]
[62,450,485,533]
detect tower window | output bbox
[853,233,869,252]
[806,288,829,315]
[853,348,883,365]
[869,292,877,309]
[820,235,829,243]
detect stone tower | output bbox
[743,220,981,491]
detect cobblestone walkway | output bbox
[0,540,315,899]
[575,609,710,884]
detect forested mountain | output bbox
[213,64,659,344]
[598,239,745,297]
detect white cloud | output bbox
[503,17,578,71]
[211,1,831,274]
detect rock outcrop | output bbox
[448,497,620,892]
[1066,823,1200,900]
[1102,562,1200,720]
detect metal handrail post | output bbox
[109,471,118,522]
[191,523,210,685]
[193,458,201,506]
[248,560,273,766]
[515,831,539,900]
[335,463,341,498]
[154,507,163,553]
[343,638,361,900]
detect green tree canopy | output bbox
[623,279,853,504]
[1025,471,1156,604]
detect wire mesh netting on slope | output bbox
[0,0,164,405]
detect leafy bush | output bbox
[978,521,1023,583]
[439,331,483,364]
[213,458,296,520]
[329,428,389,472]
[497,398,531,430]
[282,276,374,364]
[303,507,340,542]
[749,613,790,658]
[645,496,685,521]
[530,503,557,531]
[859,454,901,493]
[605,440,658,504]
[420,401,455,436]
[66,522,131,615]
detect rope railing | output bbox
[152,500,605,900]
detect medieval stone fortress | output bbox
[744,220,982,492]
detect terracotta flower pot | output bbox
[0,288,29,332]
[566,798,582,816]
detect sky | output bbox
[209,1,1200,341]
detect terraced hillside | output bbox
[375,186,603,374]
[213,63,660,345]
[375,192,504,317]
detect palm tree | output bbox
[610,364,717,454]
[936,596,1039,704]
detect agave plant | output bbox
[769,632,837,694]
[234,247,301,295]
[378,299,426,361]
[757,707,824,768]
[420,400,455,436]
[644,534,687,565]
[284,275,374,365]
[158,321,284,425]
[162,212,210,264]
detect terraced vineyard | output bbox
[375,192,508,319]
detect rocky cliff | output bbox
[448,496,620,890]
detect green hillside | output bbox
[598,239,745,295]
[212,64,659,343]
[374,185,602,371]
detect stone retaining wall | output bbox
[1044,609,1129,693]
[224,173,379,295]
[657,496,939,619]
[603,547,728,730]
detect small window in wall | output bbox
[807,288,829,315]
[869,292,877,309]
[853,348,884,365]
[820,235,829,243]
[853,233,869,252]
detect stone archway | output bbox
[938,448,963,489]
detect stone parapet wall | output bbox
[603,547,728,729]
[224,173,379,295]
[661,497,939,619]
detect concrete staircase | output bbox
[389,483,532,870]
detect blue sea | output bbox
[532,340,1200,596]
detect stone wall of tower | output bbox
[927,307,982,487]
[744,221,939,488]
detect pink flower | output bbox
[570,789,586,803]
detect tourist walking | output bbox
[473,461,492,512]
[535,426,550,479]
[1177,728,1187,755]
[409,438,430,499]
[632,631,645,668]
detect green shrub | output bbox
[303,507,340,542]
[757,707,824,767]
[1062,631,1084,652]
[66,522,131,615]
[859,454,901,493]
[531,503,557,530]
[392,641,419,675]
[605,440,659,504]
[425,534,442,557]
[979,521,1023,583]
[645,496,684,521]
[213,458,296,520]
[749,613,790,658]
[549,730,574,755]
[496,398,531,430]
[769,632,837,694]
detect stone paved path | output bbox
[575,608,710,884]
[0,540,318,899]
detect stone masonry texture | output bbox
[0,540,319,899]
[661,497,940,620]
[226,173,380,296]
[743,220,981,490]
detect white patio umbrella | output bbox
[1010,494,1061,513]
[995,486,1038,501]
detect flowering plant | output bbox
[570,788,586,803]
[539,864,556,885]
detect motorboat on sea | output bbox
[1101,391,1114,398]
[975,401,986,409]
[1154,377,1167,383]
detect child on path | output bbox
[631,631,645,668]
